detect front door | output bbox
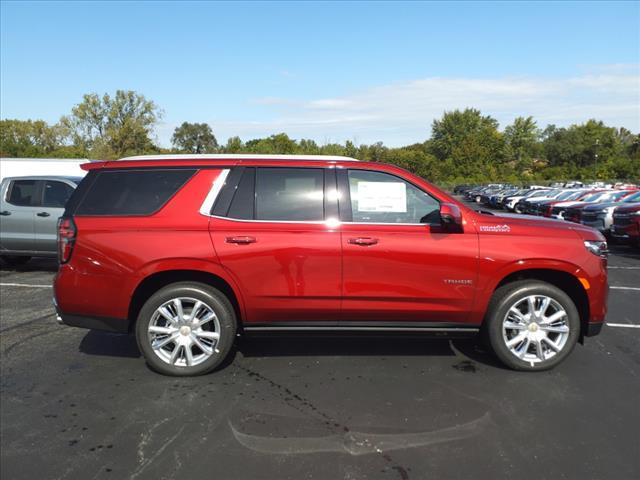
[0,179,39,253]
[339,169,478,325]
[209,167,342,325]
[33,180,75,254]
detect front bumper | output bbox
[610,223,639,240]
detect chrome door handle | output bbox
[0,211,10,216]
[348,237,379,246]
[37,212,51,217]
[226,236,256,244]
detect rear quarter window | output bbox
[74,169,196,216]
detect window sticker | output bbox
[356,181,407,212]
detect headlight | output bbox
[584,240,608,257]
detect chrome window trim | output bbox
[208,214,431,227]
[199,169,230,216]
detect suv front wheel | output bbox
[135,282,236,376]
[485,280,580,371]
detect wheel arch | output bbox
[128,268,245,332]
[488,268,590,342]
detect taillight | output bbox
[57,217,76,264]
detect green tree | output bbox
[61,90,160,159]
[504,116,540,174]
[542,119,633,179]
[171,122,218,153]
[223,136,244,153]
[429,108,506,180]
[0,119,80,157]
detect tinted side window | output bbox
[227,168,255,220]
[75,169,196,216]
[255,168,324,221]
[347,170,439,224]
[7,180,38,206]
[43,181,75,208]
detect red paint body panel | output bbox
[55,157,608,335]
[340,223,478,323]
[210,219,342,324]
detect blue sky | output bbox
[1,0,639,146]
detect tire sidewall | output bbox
[135,283,236,376]
[487,282,580,371]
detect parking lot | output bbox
[1,212,639,479]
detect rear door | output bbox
[338,169,478,325]
[209,166,342,325]
[0,179,39,252]
[33,180,75,253]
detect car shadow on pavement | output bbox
[79,331,141,358]
[238,334,507,369]
[77,331,506,370]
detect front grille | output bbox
[552,206,562,215]
[582,212,598,222]
[565,209,581,221]
[614,215,632,226]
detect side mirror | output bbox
[440,203,462,227]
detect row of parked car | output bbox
[456,183,640,246]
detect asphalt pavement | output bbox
[1,216,639,480]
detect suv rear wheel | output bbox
[135,282,236,376]
[485,280,580,371]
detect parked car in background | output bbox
[0,158,88,181]
[489,188,519,208]
[54,154,608,375]
[0,176,82,265]
[548,190,609,220]
[506,189,551,213]
[538,190,589,217]
[581,191,640,235]
[611,203,640,246]
[515,189,565,215]
[564,190,638,224]
[453,184,476,195]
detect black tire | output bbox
[0,255,31,266]
[485,280,580,371]
[135,282,237,376]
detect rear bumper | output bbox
[55,310,130,333]
[53,290,130,333]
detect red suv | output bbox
[54,155,608,375]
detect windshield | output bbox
[580,192,606,202]
[623,191,640,203]
[607,191,634,201]
[556,190,579,201]
[529,190,551,198]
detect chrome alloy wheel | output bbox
[502,295,570,364]
[147,297,221,367]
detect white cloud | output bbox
[157,65,640,147]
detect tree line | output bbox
[1,90,638,184]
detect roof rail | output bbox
[118,154,359,162]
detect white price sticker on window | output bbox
[357,181,407,212]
